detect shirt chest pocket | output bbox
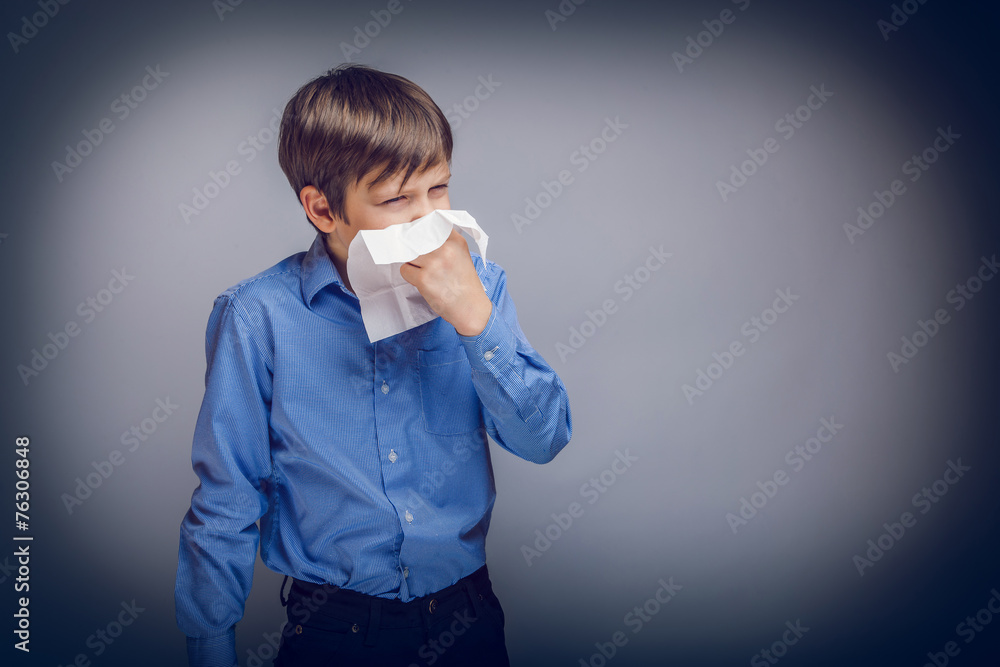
[417,347,483,435]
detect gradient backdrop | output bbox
[2,0,999,665]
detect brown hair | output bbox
[278,64,453,231]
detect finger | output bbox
[398,262,418,284]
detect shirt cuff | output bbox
[459,303,515,373]
[186,628,238,667]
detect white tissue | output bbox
[346,209,489,343]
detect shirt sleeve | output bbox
[459,258,572,464]
[175,293,274,666]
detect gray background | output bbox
[2,0,999,665]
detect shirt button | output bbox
[403,567,409,578]
[389,449,398,463]
[405,510,413,523]
[381,381,389,394]
[483,350,494,361]
[351,623,360,633]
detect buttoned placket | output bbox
[374,340,418,580]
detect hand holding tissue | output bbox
[346,209,490,342]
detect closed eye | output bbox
[379,183,449,206]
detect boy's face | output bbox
[323,161,452,270]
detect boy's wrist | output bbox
[459,302,515,374]
[452,293,492,337]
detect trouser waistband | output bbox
[282,565,494,647]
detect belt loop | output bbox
[462,579,486,620]
[279,575,291,607]
[364,597,382,647]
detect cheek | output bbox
[337,228,360,252]
[382,212,411,228]
[358,209,396,231]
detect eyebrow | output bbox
[369,173,451,198]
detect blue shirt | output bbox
[174,233,572,666]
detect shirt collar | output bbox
[301,233,351,307]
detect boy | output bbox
[174,64,572,666]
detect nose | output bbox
[410,197,434,222]
[409,192,449,222]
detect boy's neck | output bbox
[322,234,354,294]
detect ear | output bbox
[299,186,343,234]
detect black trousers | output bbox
[274,565,510,667]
